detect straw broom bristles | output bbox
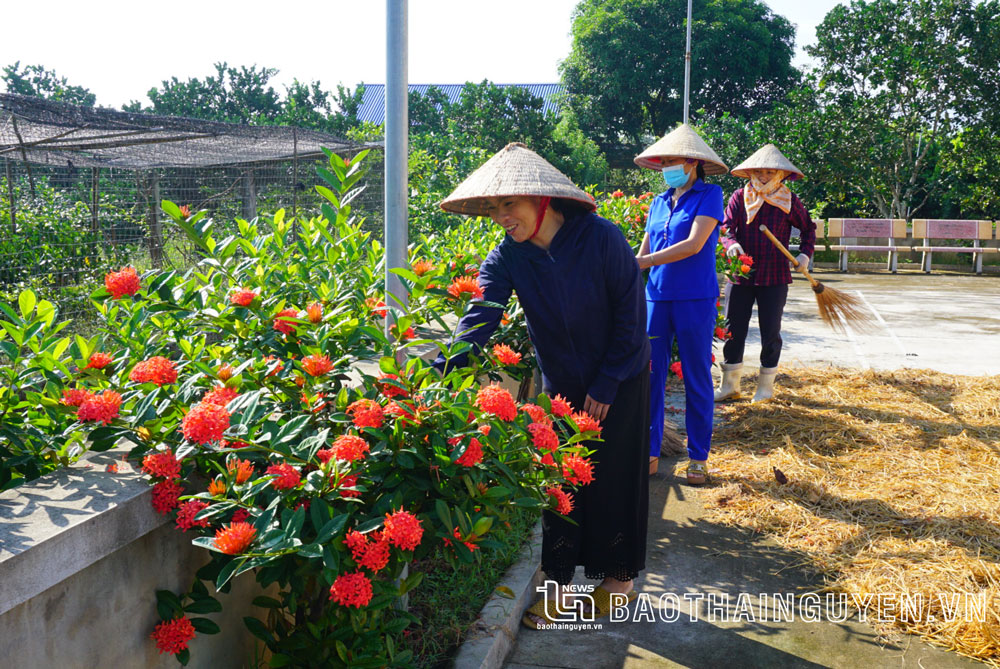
[691,367,1000,665]
[758,224,876,333]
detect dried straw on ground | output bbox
[688,367,1000,666]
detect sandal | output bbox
[521,598,563,629]
[649,456,659,476]
[589,586,639,619]
[686,460,708,485]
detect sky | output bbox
[1,0,843,109]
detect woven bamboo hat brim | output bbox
[633,123,728,175]
[439,142,596,216]
[732,144,804,181]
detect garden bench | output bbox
[911,219,996,275]
[826,218,907,272]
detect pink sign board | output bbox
[841,219,892,237]
[925,220,978,238]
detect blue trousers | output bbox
[647,298,716,460]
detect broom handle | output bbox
[758,224,820,288]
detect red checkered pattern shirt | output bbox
[721,188,816,286]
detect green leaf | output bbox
[274,415,310,445]
[243,616,275,644]
[435,499,453,531]
[398,570,424,595]
[184,598,223,614]
[252,596,282,608]
[190,617,220,634]
[215,557,247,590]
[316,513,348,544]
[322,544,339,571]
[18,290,36,318]
[177,648,190,666]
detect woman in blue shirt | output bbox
[438,143,651,627]
[634,124,728,483]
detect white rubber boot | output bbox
[753,367,778,402]
[714,363,743,402]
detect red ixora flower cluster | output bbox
[521,403,552,426]
[129,356,178,386]
[714,326,731,340]
[475,384,517,421]
[546,487,574,515]
[448,436,484,467]
[336,473,362,498]
[266,462,301,490]
[570,411,602,437]
[61,388,92,407]
[345,529,391,572]
[105,266,141,299]
[142,449,181,479]
[229,288,258,306]
[306,302,323,323]
[151,480,184,514]
[528,422,559,452]
[202,384,239,407]
[182,401,231,444]
[150,615,196,655]
[549,394,574,417]
[329,571,374,608]
[228,458,254,484]
[77,390,122,425]
[365,296,388,318]
[84,352,113,370]
[453,527,479,552]
[382,508,423,551]
[213,521,257,555]
[447,276,484,300]
[347,399,384,429]
[175,499,210,532]
[302,353,334,377]
[492,343,522,365]
[411,259,434,276]
[273,308,299,335]
[562,454,595,486]
[377,372,408,398]
[670,361,683,379]
[321,434,370,464]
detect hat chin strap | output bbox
[528,196,552,240]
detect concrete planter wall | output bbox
[0,450,270,668]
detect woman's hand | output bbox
[726,243,744,258]
[636,254,653,270]
[583,395,610,422]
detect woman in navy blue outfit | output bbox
[437,143,650,628]
[633,125,728,483]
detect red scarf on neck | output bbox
[528,196,552,240]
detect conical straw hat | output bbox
[731,144,804,180]
[634,123,728,174]
[440,142,596,216]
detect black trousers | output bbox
[541,369,650,585]
[723,283,789,368]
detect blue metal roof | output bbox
[354,84,564,125]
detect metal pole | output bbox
[683,0,693,124]
[385,0,409,330]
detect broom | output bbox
[758,224,873,333]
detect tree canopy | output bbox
[560,0,798,152]
[2,62,96,107]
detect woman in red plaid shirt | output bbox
[718,145,816,402]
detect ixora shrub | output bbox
[1,151,598,667]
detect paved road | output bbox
[735,270,1000,376]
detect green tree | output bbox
[560,0,798,152]
[124,62,283,123]
[1,62,96,106]
[783,0,1000,220]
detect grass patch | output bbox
[401,507,538,668]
